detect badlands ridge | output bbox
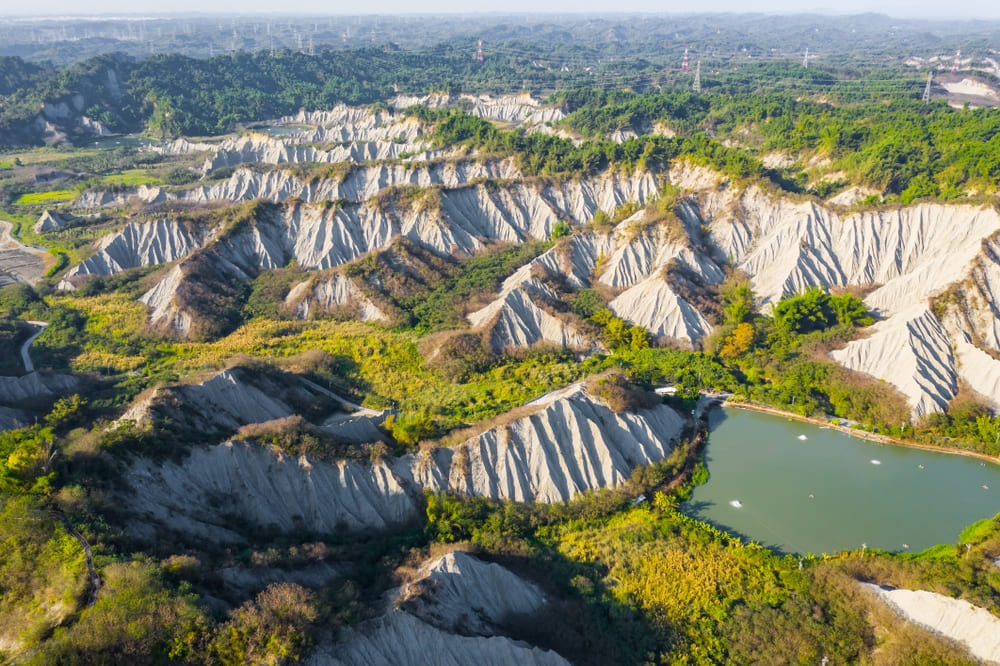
[60,137,1000,418]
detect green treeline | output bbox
[3,50,999,199]
[555,86,1000,198]
[431,111,762,179]
[0,47,645,142]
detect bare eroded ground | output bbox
[0,220,52,286]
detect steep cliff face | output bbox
[830,306,958,417]
[0,406,29,432]
[658,167,1000,417]
[201,132,438,173]
[468,281,587,353]
[0,372,81,406]
[128,172,661,338]
[609,275,712,342]
[686,181,1000,316]
[122,382,684,541]
[468,207,725,349]
[388,92,564,126]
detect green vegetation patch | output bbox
[14,189,76,206]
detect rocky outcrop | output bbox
[389,92,563,126]
[201,132,436,173]
[696,187,1000,315]
[75,184,170,209]
[0,406,28,432]
[184,160,521,205]
[35,210,110,236]
[651,168,1000,415]
[468,281,587,353]
[151,137,216,156]
[396,383,685,503]
[65,219,206,278]
[863,583,1000,664]
[122,382,684,540]
[34,210,70,233]
[134,172,661,338]
[469,208,726,350]
[138,264,193,335]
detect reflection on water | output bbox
[684,407,1000,554]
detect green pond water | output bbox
[684,407,1000,555]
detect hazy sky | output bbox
[3,1,999,20]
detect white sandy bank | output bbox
[862,583,1000,663]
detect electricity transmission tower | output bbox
[693,60,701,93]
[922,72,933,103]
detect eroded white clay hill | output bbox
[122,172,660,337]
[121,378,684,541]
[307,608,568,666]
[119,367,344,436]
[306,548,568,666]
[398,551,548,636]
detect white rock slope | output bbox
[119,367,342,436]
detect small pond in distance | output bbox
[684,407,1000,555]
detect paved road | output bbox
[19,321,48,373]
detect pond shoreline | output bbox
[720,400,1000,466]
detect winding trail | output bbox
[19,321,47,374]
[51,514,101,608]
[64,522,100,607]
